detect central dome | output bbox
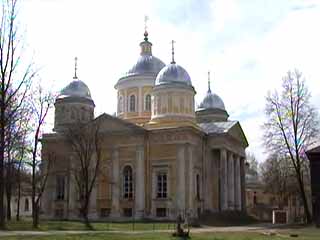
[58,80,92,100]
[155,63,192,86]
[126,55,165,77]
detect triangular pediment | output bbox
[228,122,249,148]
[93,113,145,134]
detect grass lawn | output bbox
[1,230,320,240]
[5,219,176,231]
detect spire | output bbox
[73,57,78,80]
[207,71,211,93]
[171,40,176,64]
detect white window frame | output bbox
[156,172,168,199]
[123,165,133,199]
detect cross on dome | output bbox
[171,40,176,64]
[73,57,78,80]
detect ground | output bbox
[0,220,319,240]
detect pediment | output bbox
[228,122,249,148]
[93,113,145,134]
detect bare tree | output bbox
[260,154,298,208]
[65,120,102,228]
[0,0,35,228]
[4,93,32,221]
[246,152,259,177]
[263,69,319,223]
[29,82,54,228]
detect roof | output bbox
[198,121,237,134]
[155,63,192,86]
[306,145,320,154]
[198,121,249,147]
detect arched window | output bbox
[123,166,133,199]
[119,96,123,113]
[24,198,29,212]
[129,95,136,112]
[145,94,151,111]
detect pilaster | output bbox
[176,144,186,216]
[135,145,145,218]
[111,148,120,217]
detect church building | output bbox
[41,29,248,220]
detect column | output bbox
[111,148,120,217]
[188,145,194,216]
[135,145,145,218]
[240,157,246,212]
[138,87,142,114]
[234,155,241,210]
[228,152,235,210]
[176,144,186,216]
[220,149,228,211]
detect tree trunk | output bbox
[0,105,5,229]
[297,173,312,223]
[5,189,11,221]
[82,199,92,229]
[16,175,21,221]
[32,204,39,228]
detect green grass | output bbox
[0,230,320,240]
[5,219,176,231]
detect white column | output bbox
[135,145,145,218]
[234,155,241,210]
[111,148,120,217]
[176,144,186,216]
[227,152,235,210]
[220,149,228,211]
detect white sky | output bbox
[19,0,320,162]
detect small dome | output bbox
[58,80,92,99]
[155,63,192,86]
[199,90,225,110]
[126,55,165,77]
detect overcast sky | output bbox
[20,0,320,162]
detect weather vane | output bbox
[171,40,176,64]
[73,57,78,79]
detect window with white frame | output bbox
[156,172,167,199]
[123,166,133,199]
[145,94,151,111]
[129,95,136,112]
